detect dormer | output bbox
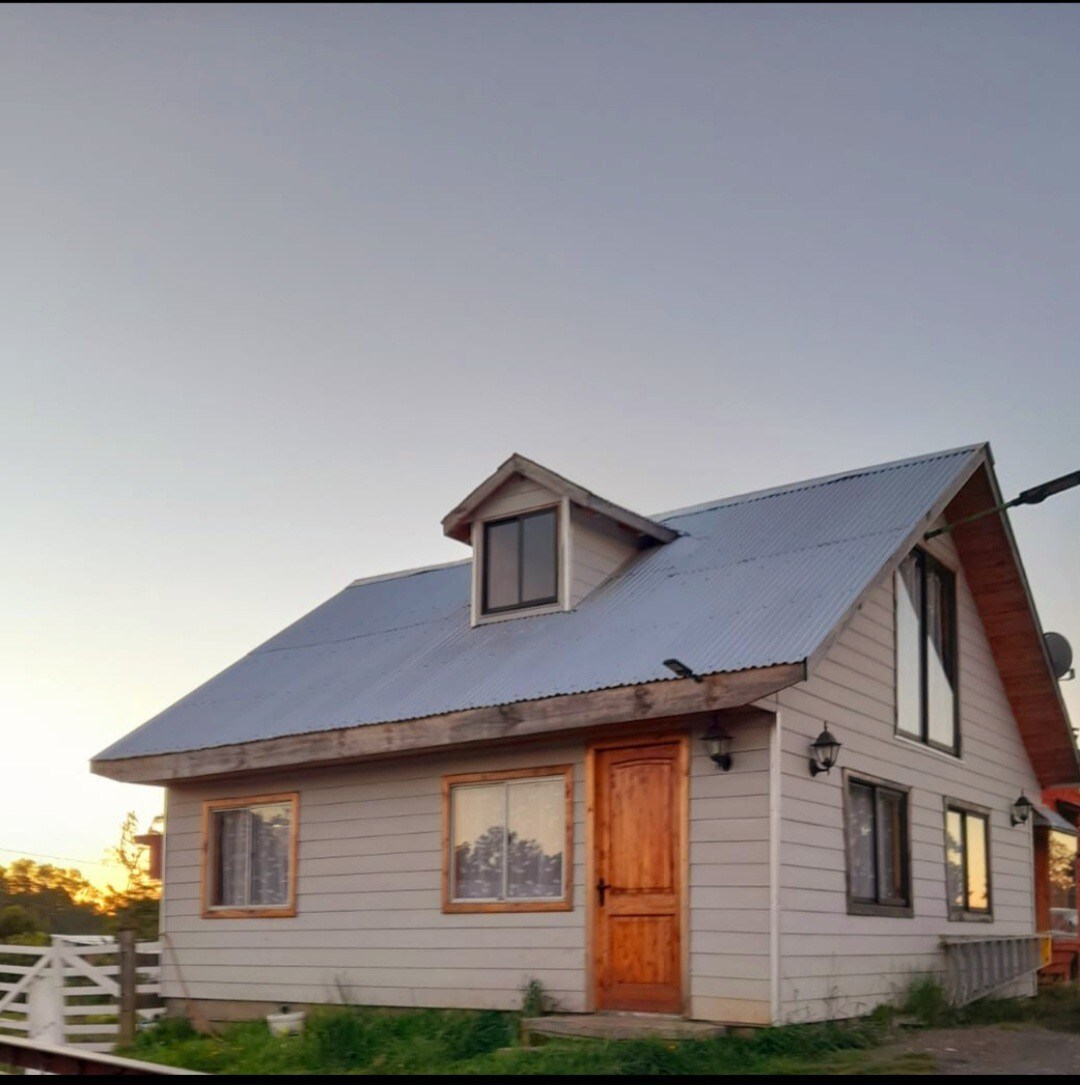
[443,454,677,625]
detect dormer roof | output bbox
[441,453,677,546]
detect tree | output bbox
[100,811,163,940]
[0,859,106,935]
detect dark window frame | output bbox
[894,548,961,757]
[843,770,914,918]
[481,506,560,615]
[944,798,993,922]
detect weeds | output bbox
[519,977,550,1018]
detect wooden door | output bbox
[592,736,686,1013]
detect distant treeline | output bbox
[0,813,161,942]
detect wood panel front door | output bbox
[592,735,686,1014]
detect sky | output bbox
[1,4,1077,889]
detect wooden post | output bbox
[118,929,137,1047]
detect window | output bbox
[442,766,572,913]
[201,793,298,918]
[945,802,992,919]
[844,774,912,916]
[482,508,559,614]
[896,549,959,754]
[1048,830,1078,935]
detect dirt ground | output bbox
[890,1025,1080,1075]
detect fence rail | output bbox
[0,933,163,1053]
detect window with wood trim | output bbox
[442,766,572,913]
[481,507,559,615]
[945,802,992,920]
[896,549,959,755]
[844,774,912,916]
[201,793,298,918]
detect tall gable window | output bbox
[482,508,559,614]
[844,773,913,917]
[201,793,298,918]
[896,549,959,755]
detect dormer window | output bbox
[442,453,676,626]
[483,508,559,615]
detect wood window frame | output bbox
[480,506,561,616]
[200,792,299,919]
[441,765,573,914]
[842,769,914,918]
[894,547,961,757]
[944,797,994,922]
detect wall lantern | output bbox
[1010,791,1034,827]
[809,725,841,777]
[702,719,733,772]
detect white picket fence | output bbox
[0,935,163,1053]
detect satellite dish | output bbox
[1045,632,1074,680]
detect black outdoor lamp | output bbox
[702,718,733,772]
[809,725,841,777]
[1010,791,1034,827]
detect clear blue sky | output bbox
[1,4,1077,881]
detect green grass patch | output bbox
[121,1008,910,1076]
[900,978,1080,1033]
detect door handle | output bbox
[597,877,610,906]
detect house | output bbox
[90,444,1079,1027]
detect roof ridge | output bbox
[655,443,986,522]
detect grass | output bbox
[121,1007,906,1076]
[118,983,1080,1076]
[901,978,1080,1033]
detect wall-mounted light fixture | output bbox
[702,718,733,771]
[663,658,703,683]
[809,725,841,777]
[1010,791,1034,827]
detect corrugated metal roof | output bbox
[93,445,983,761]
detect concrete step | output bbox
[522,1012,726,1043]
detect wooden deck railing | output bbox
[0,1033,202,1075]
[940,934,1042,1006]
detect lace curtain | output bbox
[214,802,291,906]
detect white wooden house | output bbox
[92,445,1078,1026]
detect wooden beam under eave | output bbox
[89,662,806,785]
[946,466,1080,787]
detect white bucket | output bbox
[267,1007,306,1036]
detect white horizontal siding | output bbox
[162,741,588,1014]
[689,713,773,1023]
[775,529,1040,1023]
[568,507,638,607]
[475,475,558,519]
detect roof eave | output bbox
[89,662,805,785]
